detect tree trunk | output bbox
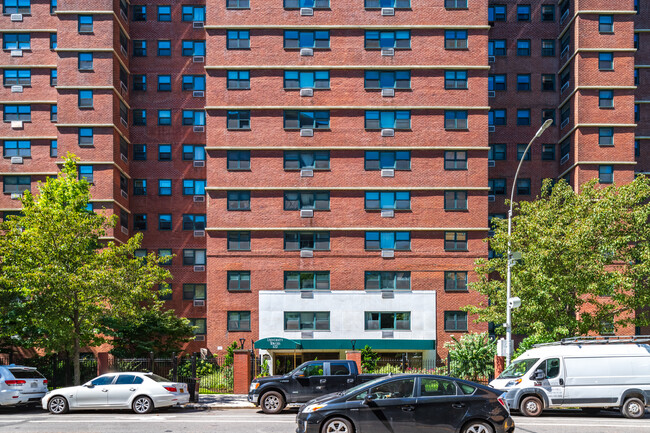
[73,335,81,386]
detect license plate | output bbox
[30,382,37,388]
[180,389,184,393]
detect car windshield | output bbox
[9,368,44,379]
[145,373,171,383]
[498,358,539,379]
[341,376,387,397]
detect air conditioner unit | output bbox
[381,48,395,56]
[120,117,128,127]
[300,7,314,15]
[121,190,128,199]
[488,160,496,167]
[10,156,23,164]
[300,48,314,56]
[193,21,204,28]
[381,168,395,177]
[121,153,128,163]
[381,209,395,218]
[10,50,23,57]
[300,169,314,177]
[488,90,495,98]
[10,14,23,21]
[11,121,23,129]
[193,195,205,202]
[11,85,23,93]
[193,125,205,132]
[300,249,314,258]
[194,335,205,341]
[381,88,395,97]
[194,230,205,237]
[193,56,205,63]
[488,125,496,132]
[560,154,570,165]
[382,331,394,339]
[193,299,205,307]
[300,209,314,218]
[381,249,395,258]
[382,290,394,299]
[301,331,314,339]
[193,265,206,272]
[193,91,205,97]
[121,226,128,235]
[381,7,395,15]
[381,128,395,137]
[300,88,314,97]
[193,160,205,167]
[300,128,314,137]
[488,55,495,63]
[300,291,314,299]
[120,45,128,57]
[561,118,570,129]
[488,195,495,202]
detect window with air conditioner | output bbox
[183,213,206,231]
[364,70,411,90]
[183,249,206,266]
[284,191,329,211]
[3,33,30,50]
[283,150,329,170]
[284,110,330,130]
[365,231,410,250]
[364,30,410,50]
[182,40,206,56]
[364,110,410,130]
[3,140,30,158]
[3,69,31,86]
[183,144,205,161]
[182,179,206,195]
[188,318,207,336]
[3,175,30,195]
[365,271,410,291]
[365,150,410,170]
[284,271,330,291]
[284,312,330,331]
[365,191,410,211]
[183,283,207,300]
[284,70,330,89]
[284,30,330,49]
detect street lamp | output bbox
[505,118,553,366]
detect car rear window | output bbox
[9,369,45,379]
[145,373,171,383]
[459,383,476,395]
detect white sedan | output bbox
[42,372,189,414]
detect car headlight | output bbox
[302,403,326,413]
[250,382,260,392]
[505,379,521,387]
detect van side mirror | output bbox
[531,369,545,381]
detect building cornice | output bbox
[204,24,491,30]
[559,48,637,74]
[558,86,637,110]
[558,160,637,179]
[54,160,130,180]
[205,186,489,191]
[559,10,637,39]
[205,226,489,232]
[205,146,491,150]
[0,65,56,69]
[205,64,490,70]
[205,105,490,110]
[0,28,56,33]
[558,124,637,144]
[55,123,130,144]
[0,172,57,175]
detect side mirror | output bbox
[363,394,376,405]
[83,383,94,388]
[531,369,545,381]
[294,373,305,378]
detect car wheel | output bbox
[520,395,543,417]
[260,391,285,414]
[622,397,646,419]
[48,396,69,415]
[322,417,354,433]
[132,395,154,414]
[462,420,494,433]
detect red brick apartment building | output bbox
[0,0,644,370]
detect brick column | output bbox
[97,352,110,376]
[346,351,362,373]
[494,355,505,378]
[233,350,252,394]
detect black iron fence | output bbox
[2,353,98,389]
[371,354,493,385]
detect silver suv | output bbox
[0,365,48,407]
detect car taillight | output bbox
[164,386,177,392]
[5,380,26,386]
[497,393,509,412]
[43,380,48,385]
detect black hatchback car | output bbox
[295,374,514,433]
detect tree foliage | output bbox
[466,177,650,339]
[444,332,496,381]
[101,306,195,358]
[360,345,380,373]
[0,156,171,384]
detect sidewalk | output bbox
[184,394,257,410]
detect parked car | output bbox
[296,374,514,433]
[489,336,650,418]
[0,365,48,407]
[41,372,189,414]
[248,360,384,414]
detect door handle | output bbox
[401,405,415,412]
[129,388,136,391]
[347,378,354,383]
[320,379,327,384]
[559,379,564,386]
[452,403,466,409]
[101,389,109,392]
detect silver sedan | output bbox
[42,372,190,414]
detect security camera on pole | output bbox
[504,118,553,366]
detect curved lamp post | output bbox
[505,118,553,366]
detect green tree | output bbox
[0,156,171,385]
[101,306,195,358]
[360,345,380,373]
[444,332,496,381]
[466,177,650,340]
[224,341,239,367]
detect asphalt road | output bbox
[1,407,650,433]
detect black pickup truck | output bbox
[248,360,385,414]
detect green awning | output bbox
[255,338,435,351]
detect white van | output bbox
[489,336,650,419]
